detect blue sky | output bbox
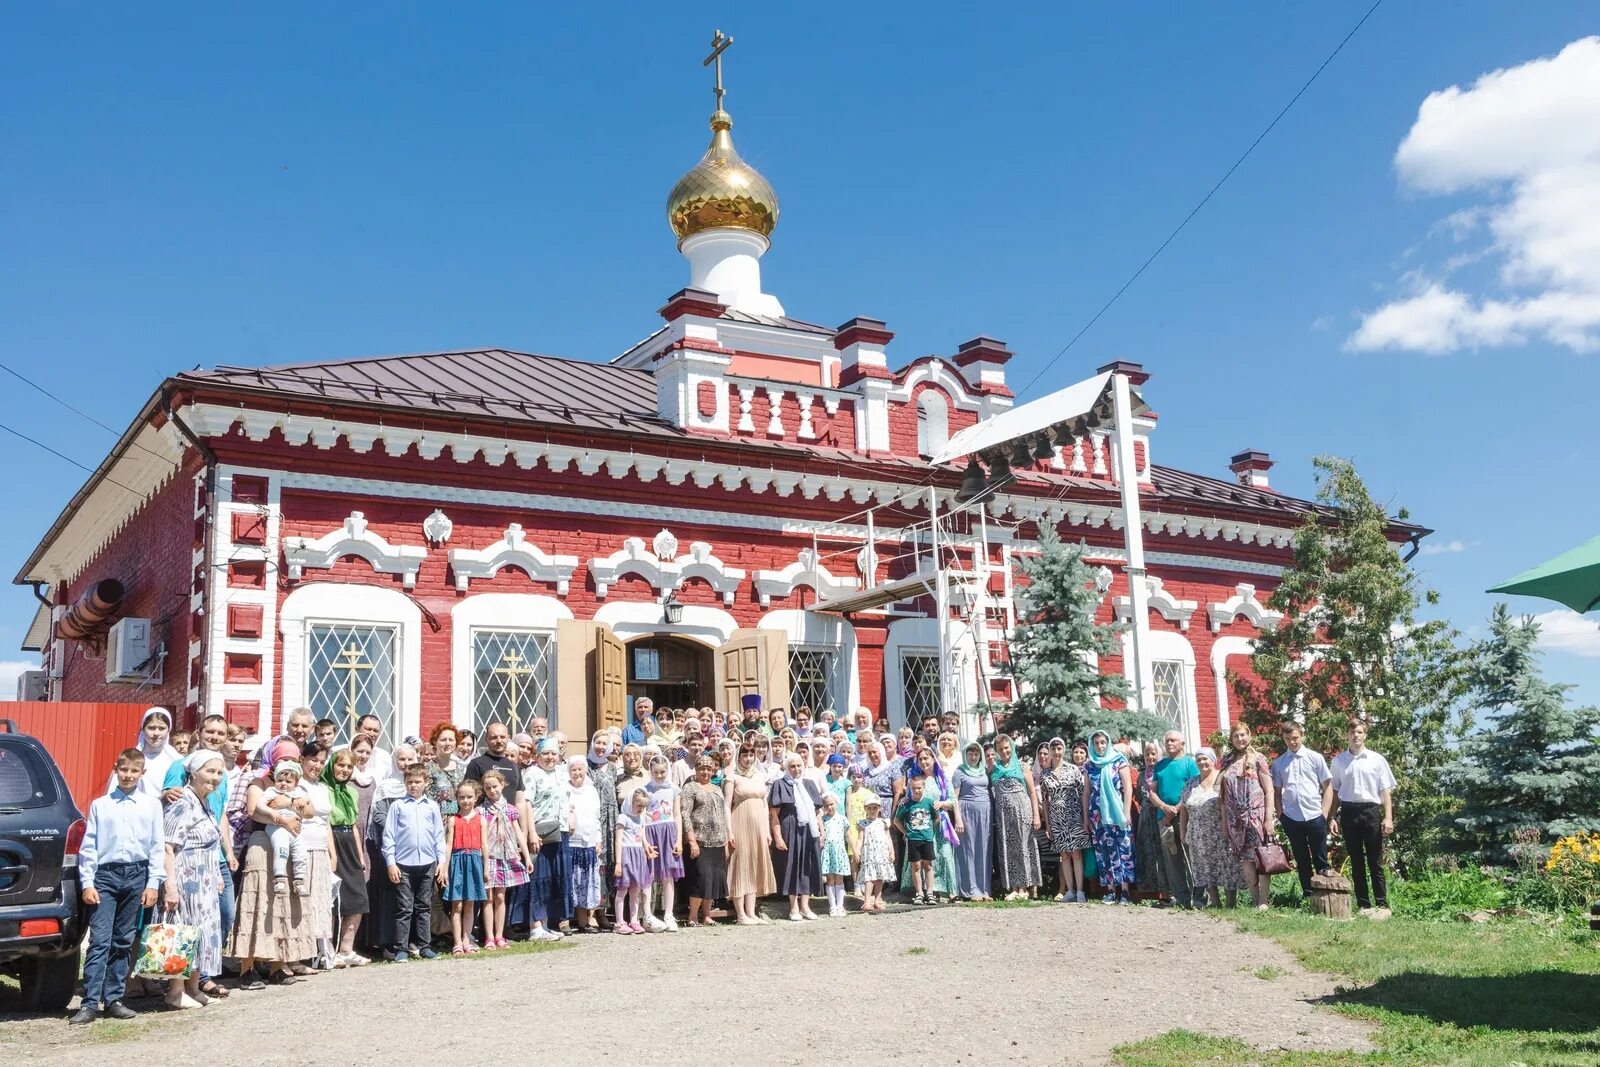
[3,3,1597,703]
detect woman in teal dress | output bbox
[898,747,959,902]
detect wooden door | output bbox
[716,630,764,714]
[594,625,627,733]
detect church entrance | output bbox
[624,634,714,710]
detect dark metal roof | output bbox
[183,348,679,437]
[1149,465,1429,536]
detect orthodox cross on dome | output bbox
[332,642,373,738]
[703,29,733,113]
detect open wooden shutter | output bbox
[594,625,627,734]
[716,628,791,715]
[556,619,599,742]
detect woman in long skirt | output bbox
[1042,739,1093,902]
[724,745,776,924]
[586,732,618,924]
[566,757,603,932]
[899,747,959,901]
[1133,741,1169,898]
[523,739,572,941]
[1086,731,1136,904]
[952,742,994,900]
[161,752,226,1009]
[989,734,1042,900]
[768,754,824,921]
[324,748,370,967]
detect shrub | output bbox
[1541,831,1600,912]
[1389,867,1507,921]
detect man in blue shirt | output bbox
[1148,731,1201,908]
[72,749,164,1025]
[382,765,446,961]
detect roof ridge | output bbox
[204,347,650,377]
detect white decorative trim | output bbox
[758,609,860,715]
[204,467,282,730]
[1114,576,1199,631]
[796,392,815,440]
[422,509,453,546]
[589,537,746,605]
[1210,635,1256,735]
[765,387,786,437]
[446,523,579,595]
[754,548,860,608]
[1207,583,1283,632]
[882,616,979,733]
[593,600,736,647]
[278,582,422,745]
[283,511,427,589]
[449,593,573,733]
[886,360,983,413]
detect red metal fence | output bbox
[0,702,153,815]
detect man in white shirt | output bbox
[1270,721,1334,898]
[1329,720,1396,916]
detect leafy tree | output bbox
[1444,604,1600,864]
[1234,456,1468,872]
[998,527,1167,743]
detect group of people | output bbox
[69,697,1397,1025]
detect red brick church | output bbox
[14,58,1423,753]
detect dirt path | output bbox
[2,905,1371,1066]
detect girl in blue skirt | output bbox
[443,781,487,954]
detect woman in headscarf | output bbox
[586,731,618,926]
[1219,722,1276,910]
[901,747,959,903]
[1086,730,1136,904]
[522,737,572,941]
[990,733,1042,900]
[113,707,181,797]
[323,747,370,966]
[768,752,824,921]
[952,741,994,901]
[1133,740,1170,900]
[1036,737,1092,902]
[226,739,321,988]
[614,743,647,813]
[681,755,731,926]
[159,748,228,1009]
[723,742,775,924]
[566,756,604,933]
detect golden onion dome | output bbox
[666,109,779,242]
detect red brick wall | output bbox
[58,466,200,710]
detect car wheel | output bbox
[19,950,81,1013]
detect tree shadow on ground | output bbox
[1318,970,1600,1033]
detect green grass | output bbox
[1252,964,1286,981]
[424,939,573,963]
[905,946,928,955]
[1116,911,1600,1066]
[962,897,1053,909]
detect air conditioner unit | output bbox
[16,670,47,701]
[106,617,157,683]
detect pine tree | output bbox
[1234,456,1467,871]
[1445,604,1600,864]
[998,527,1167,743]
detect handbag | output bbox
[1253,840,1293,876]
[133,911,199,980]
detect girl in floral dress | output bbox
[819,793,851,916]
[855,796,895,912]
[479,769,529,949]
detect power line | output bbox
[1012,0,1386,399]
[0,419,144,497]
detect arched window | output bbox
[916,391,949,457]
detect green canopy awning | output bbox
[1488,533,1600,614]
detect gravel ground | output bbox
[2,904,1372,1066]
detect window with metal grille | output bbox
[1151,659,1190,738]
[788,648,834,714]
[472,630,552,736]
[900,652,941,731]
[307,624,398,748]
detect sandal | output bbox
[237,975,266,991]
[266,970,296,986]
[199,980,231,998]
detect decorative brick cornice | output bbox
[833,316,894,350]
[658,288,728,322]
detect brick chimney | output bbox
[1229,449,1274,489]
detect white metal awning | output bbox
[929,370,1147,466]
[809,569,975,615]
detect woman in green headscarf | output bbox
[323,747,371,967]
[989,734,1042,900]
[1086,730,1136,904]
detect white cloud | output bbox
[1348,37,1600,355]
[1531,610,1600,659]
[1419,538,1471,556]
[1310,314,1335,332]
[0,659,39,700]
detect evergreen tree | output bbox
[1445,604,1600,864]
[999,527,1167,743]
[1234,456,1467,871]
